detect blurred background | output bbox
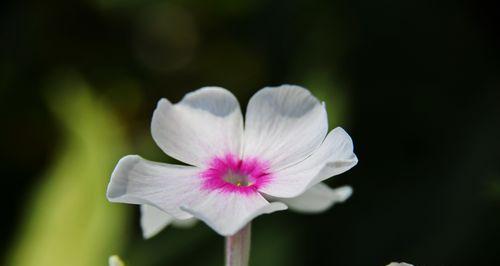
[1,0,499,265]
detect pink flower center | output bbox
[200,153,272,194]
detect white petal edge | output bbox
[107,155,202,220]
[140,204,197,239]
[259,127,357,198]
[171,217,198,228]
[151,87,243,167]
[181,191,287,236]
[140,204,174,239]
[277,183,352,213]
[386,263,414,266]
[243,85,328,170]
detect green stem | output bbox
[225,223,251,266]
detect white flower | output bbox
[107,85,357,236]
[139,184,352,238]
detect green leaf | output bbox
[7,74,130,266]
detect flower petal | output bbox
[140,205,198,239]
[171,217,198,228]
[107,155,202,219]
[151,87,243,167]
[140,204,174,239]
[277,183,352,213]
[386,263,414,266]
[108,255,125,266]
[259,127,357,198]
[243,85,328,170]
[181,192,287,236]
[311,128,358,184]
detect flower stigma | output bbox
[223,170,255,187]
[200,153,272,194]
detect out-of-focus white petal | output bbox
[243,85,328,170]
[108,255,125,266]
[171,217,198,228]
[386,263,414,266]
[151,87,243,167]
[181,192,287,236]
[140,205,198,239]
[141,204,196,239]
[277,183,352,213]
[140,204,174,239]
[107,155,202,219]
[259,127,357,198]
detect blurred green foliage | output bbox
[305,70,349,127]
[7,74,130,266]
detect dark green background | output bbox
[1,0,499,265]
